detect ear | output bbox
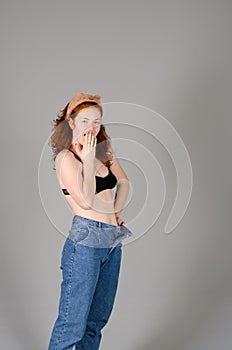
[68,118,75,129]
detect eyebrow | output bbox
[80,117,101,120]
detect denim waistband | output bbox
[72,214,120,229]
[69,215,133,249]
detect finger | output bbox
[84,131,88,144]
[93,134,97,148]
[91,134,95,147]
[83,134,88,150]
[86,131,91,147]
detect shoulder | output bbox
[55,149,72,165]
[55,149,81,172]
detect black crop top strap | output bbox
[69,149,82,163]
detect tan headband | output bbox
[65,92,102,120]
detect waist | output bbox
[72,214,119,228]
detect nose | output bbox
[86,127,94,133]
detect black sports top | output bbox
[61,149,117,195]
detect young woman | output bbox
[47,92,133,350]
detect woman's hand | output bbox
[115,212,125,226]
[74,130,96,164]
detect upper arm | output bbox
[109,149,129,184]
[55,150,90,209]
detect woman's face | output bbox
[72,106,102,146]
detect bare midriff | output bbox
[59,181,118,225]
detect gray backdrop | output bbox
[1,1,232,349]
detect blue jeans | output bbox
[48,215,133,350]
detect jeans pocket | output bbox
[68,224,90,246]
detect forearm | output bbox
[81,162,96,208]
[114,179,129,215]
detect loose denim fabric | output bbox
[48,215,133,350]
